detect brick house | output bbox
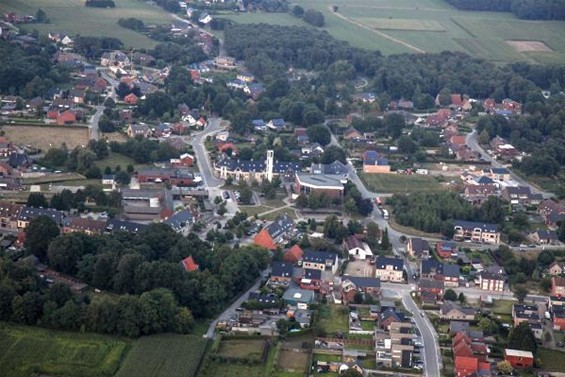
[504,349,533,368]
[552,276,565,296]
[283,244,304,264]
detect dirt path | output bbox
[328,7,425,54]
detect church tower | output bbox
[266,150,274,182]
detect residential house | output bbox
[529,229,558,245]
[363,150,391,174]
[343,235,373,260]
[124,93,139,105]
[501,186,543,206]
[420,260,460,287]
[538,199,565,229]
[267,119,285,131]
[252,119,267,132]
[343,127,362,140]
[253,213,296,250]
[283,244,304,264]
[137,169,194,186]
[301,143,324,157]
[478,270,505,292]
[8,152,32,169]
[271,261,293,283]
[63,217,107,235]
[375,257,404,282]
[294,128,310,144]
[552,276,565,296]
[463,184,497,204]
[436,241,458,259]
[0,202,23,230]
[553,305,565,330]
[170,154,194,168]
[121,188,174,222]
[549,261,565,276]
[504,349,534,368]
[378,309,406,331]
[340,276,381,304]
[440,302,476,321]
[302,250,339,274]
[126,124,151,138]
[310,161,349,176]
[56,110,76,125]
[101,174,115,191]
[453,220,500,244]
[181,255,199,272]
[417,279,445,302]
[407,238,429,259]
[68,89,85,104]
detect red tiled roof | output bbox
[181,256,199,272]
[254,228,276,250]
[451,94,463,106]
[455,356,478,375]
[283,244,304,263]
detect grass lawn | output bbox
[240,205,272,217]
[0,0,173,49]
[318,304,349,334]
[0,322,128,377]
[94,152,136,172]
[360,173,446,194]
[465,249,494,265]
[537,348,565,372]
[115,334,208,377]
[260,208,297,221]
[313,353,342,362]
[491,299,514,323]
[217,339,266,360]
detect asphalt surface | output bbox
[190,118,224,188]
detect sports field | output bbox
[222,0,565,63]
[0,0,173,48]
[0,322,128,377]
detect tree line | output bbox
[444,0,565,20]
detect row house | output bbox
[63,217,107,236]
[0,201,23,230]
[552,276,565,296]
[340,276,381,304]
[440,302,477,321]
[452,328,490,377]
[463,184,497,204]
[17,206,65,230]
[137,168,195,186]
[512,304,540,326]
[478,270,505,292]
[453,220,500,244]
[407,237,429,259]
[417,279,445,303]
[302,250,339,274]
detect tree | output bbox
[307,124,331,146]
[381,228,391,251]
[276,318,291,338]
[397,135,417,154]
[321,145,346,164]
[25,216,60,260]
[496,361,513,375]
[458,292,466,303]
[296,194,308,209]
[239,185,253,205]
[303,9,325,27]
[27,192,48,208]
[292,5,304,17]
[478,317,498,335]
[514,286,528,303]
[340,368,362,377]
[114,171,131,185]
[444,289,457,301]
[508,322,537,355]
[35,8,48,23]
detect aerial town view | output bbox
[0,0,564,376]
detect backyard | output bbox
[318,304,349,334]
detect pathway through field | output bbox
[328,7,425,53]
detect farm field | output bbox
[217,338,266,360]
[223,0,565,63]
[277,349,309,374]
[0,322,128,377]
[0,0,173,48]
[115,333,208,377]
[360,173,447,194]
[2,125,90,150]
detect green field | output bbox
[115,333,208,377]
[0,322,128,377]
[0,0,173,48]
[360,173,446,194]
[222,0,565,63]
[537,348,565,372]
[318,304,349,334]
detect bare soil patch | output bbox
[3,125,90,150]
[507,40,553,52]
[277,349,309,372]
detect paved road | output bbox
[205,268,270,338]
[190,118,224,188]
[89,106,103,140]
[465,130,551,198]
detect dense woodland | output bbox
[0,218,269,336]
[388,192,507,235]
[444,0,565,20]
